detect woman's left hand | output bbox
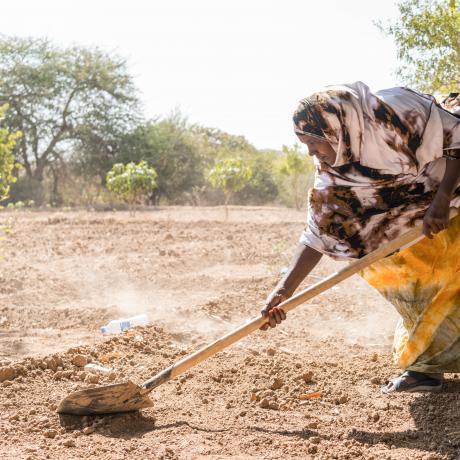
[423,194,450,238]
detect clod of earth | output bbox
[71,355,88,367]
[0,366,16,382]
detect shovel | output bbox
[57,217,449,416]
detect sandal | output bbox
[381,370,443,394]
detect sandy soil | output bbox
[0,206,459,459]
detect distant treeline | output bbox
[0,36,314,209]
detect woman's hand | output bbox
[423,193,450,238]
[259,244,322,331]
[260,287,289,331]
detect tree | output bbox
[106,161,157,215]
[234,150,279,205]
[378,0,460,93]
[278,144,315,210]
[0,105,20,201]
[0,36,140,201]
[208,158,252,218]
[116,113,206,204]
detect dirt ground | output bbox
[0,206,459,460]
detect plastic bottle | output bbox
[84,363,112,374]
[100,314,149,334]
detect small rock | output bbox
[61,370,73,379]
[335,395,348,405]
[43,429,57,439]
[38,416,50,425]
[371,412,380,422]
[302,371,314,383]
[268,402,279,411]
[45,358,59,372]
[266,348,277,356]
[0,366,16,382]
[63,439,76,447]
[72,355,87,368]
[82,426,95,435]
[84,373,99,384]
[370,376,381,385]
[259,398,270,409]
[270,377,284,390]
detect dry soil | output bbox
[0,206,459,460]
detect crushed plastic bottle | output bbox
[84,363,112,374]
[100,313,149,334]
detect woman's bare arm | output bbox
[424,156,460,238]
[260,243,322,330]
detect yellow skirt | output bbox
[361,214,460,373]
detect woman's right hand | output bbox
[260,287,289,331]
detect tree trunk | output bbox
[224,192,232,220]
[33,160,46,182]
[50,167,62,206]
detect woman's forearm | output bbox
[424,156,460,237]
[275,243,322,296]
[436,157,460,200]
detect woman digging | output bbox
[261,82,460,393]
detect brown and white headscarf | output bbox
[295,81,460,259]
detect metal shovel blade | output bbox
[57,380,154,415]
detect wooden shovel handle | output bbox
[142,209,458,391]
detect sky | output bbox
[2,0,401,150]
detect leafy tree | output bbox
[378,0,460,93]
[278,144,315,210]
[192,125,257,159]
[0,36,140,201]
[208,158,252,218]
[235,150,279,205]
[0,105,20,201]
[117,113,205,204]
[106,161,157,215]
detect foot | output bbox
[381,370,443,394]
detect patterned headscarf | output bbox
[293,81,460,173]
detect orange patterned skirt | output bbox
[361,214,460,373]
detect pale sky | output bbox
[2,0,401,150]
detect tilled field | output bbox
[0,207,459,460]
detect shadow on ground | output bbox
[349,380,460,457]
[59,411,232,439]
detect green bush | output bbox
[106,161,158,215]
[208,158,252,218]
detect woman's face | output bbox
[296,133,337,165]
